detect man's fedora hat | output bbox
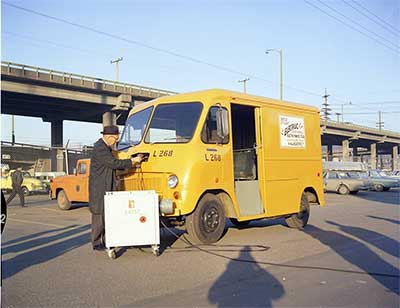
[101,125,119,135]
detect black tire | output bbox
[229,218,250,228]
[374,184,384,192]
[57,190,71,210]
[186,193,226,244]
[338,184,350,195]
[1,191,6,233]
[285,193,310,229]
[21,186,30,196]
[383,187,390,192]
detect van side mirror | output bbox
[216,108,229,139]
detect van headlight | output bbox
[168,175,178,188]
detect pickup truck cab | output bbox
[50,159,90,210]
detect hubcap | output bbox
[202,206,220,233]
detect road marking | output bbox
[7,218,66,228]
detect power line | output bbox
[350,0,400,34]
[304,0,399,54]
[341,0,400,37]
[314,0,399,49]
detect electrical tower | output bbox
[376,111,384,131]
[321,88,331,121]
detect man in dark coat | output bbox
[6,168,25,207]
[89,125,143,251]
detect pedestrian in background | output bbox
[6,167,25,207]
[89,125,143,251]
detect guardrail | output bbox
[1,61,178,97]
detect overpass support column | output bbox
[352,147,358,162]
[102,112,116,128]
[327,144,333,161]
[370,143,377,169]
[393,146,399,171]
[51,120,63,147]
[342,140,350,161]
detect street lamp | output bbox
[265,48,283,100]
[110,57,123,81]
[341,101,352,122]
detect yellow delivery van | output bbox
[117,89,324,244]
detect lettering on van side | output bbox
[153,150,173,157]
[205,153,222,162]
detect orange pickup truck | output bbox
[50,159,90,210]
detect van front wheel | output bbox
[285,193,310,229]
[186,193,226,244]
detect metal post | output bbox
[370,143,377,169]
[393,146,399,171]
[342,140,350,162]
[11,115,15,145]
[65,139,70,175]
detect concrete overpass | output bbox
[1,61,176,146]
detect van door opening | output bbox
[231,103,264,216]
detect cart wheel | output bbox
[107,248,116,259]
[152,245,160,256]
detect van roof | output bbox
[133,89,320,114]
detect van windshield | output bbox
[144,102,203,143]
[118,107,153,150]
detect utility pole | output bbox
[335,112,341,123]
[110,57,123,81]
[11,115,15,145]
[265,48,283,100]
[238,78,250,93]
[321,88,331,122]
[376,111,384,131]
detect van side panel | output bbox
[261,106,324,217]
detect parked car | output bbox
[1,170,48,196]
[367,170,400,192]
[34,171,66,192]
[345,171,372,190]
[323,171,364,195]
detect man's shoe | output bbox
[93,245,105,251]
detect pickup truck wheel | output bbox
[338,184,350,195]
[21,186,30,196]
[285,193,310,229]
[186,193,226,244]
[57,190,71,210]
[374,184,384,192]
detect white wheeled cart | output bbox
[104,190,160,259]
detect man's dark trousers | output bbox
[6,185,25,207]
[91,213,105,247]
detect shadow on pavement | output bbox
[367,215,400,225]
[326,220,399,258]
[208,246,284,307]
[353,189,400,206]
[2,224,80,247]
[2,224,90,279]
[305,225,399,295]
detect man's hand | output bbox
[131,154,144,166]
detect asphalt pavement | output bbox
[1,189,399,307]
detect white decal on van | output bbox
[279,115,306,148]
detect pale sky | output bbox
[1,0,399,149]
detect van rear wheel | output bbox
[285,193,310,229]
[186,193,226,244]
[57,190,71,210]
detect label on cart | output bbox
[104,191,159,248]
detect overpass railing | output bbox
[1,61,178,97]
